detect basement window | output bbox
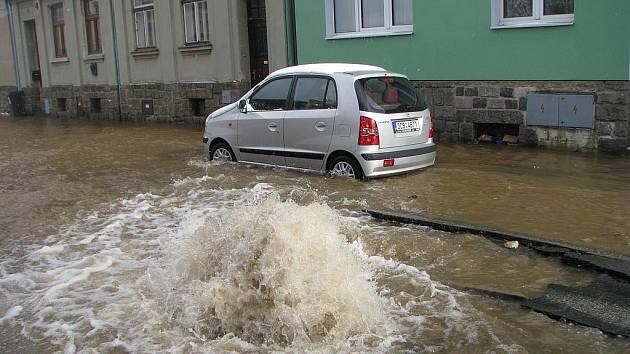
[475,123,520,144]
[57,98,68,112]
[190,98,205,116]
[90,98,101,113]
[491,0,574,29]
[142,99,154,116]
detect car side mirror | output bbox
[238,99,248,113]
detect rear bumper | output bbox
[358,144,436,178]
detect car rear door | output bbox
[283,76,337,171]
[356,76,431,149]
[237,77,293,166]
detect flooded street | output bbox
[1,117,629,353]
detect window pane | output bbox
[60,26,66,56]
[85,0,98,15]
[325,81,338,109]
[184,3,196,42]
[135,11,146,47]
[334,0,356,33]
[361,0,384,28]
[250,78,293,111]
[544,0,574,15]
[145,10,155,47]
[503,0,533,18]
[355,77,427,114]
[392,0,412,26]
[52,5,64,22]
[54,26,62,56]
[87,20,95,52]
[292,78,328,110]
[197,1,209,42]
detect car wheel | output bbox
[210,142,236,162]
[329,155,363,180]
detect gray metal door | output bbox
[559,95,594,129]
[283,77,337,171]
[527,94,559,127]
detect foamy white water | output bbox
[0,174,486,353]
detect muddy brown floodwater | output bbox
[1,117,629,353]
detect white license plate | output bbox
[392,119,420,134]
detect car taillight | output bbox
[359,116,379,146]
[429,113,434,139]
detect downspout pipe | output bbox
[284,0,297,66]
[109,0,123,119]
[5,0,21,89]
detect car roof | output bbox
[268,63,387,78]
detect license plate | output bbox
[392,119,420,134]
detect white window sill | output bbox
[83,53,104,62]
[50,57,69,64]
[131,48,159,58]
[492,21,574,30]
[326,30,413,40]
[178,43,213,54]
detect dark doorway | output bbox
[23,20,41,87]
[247,0,269,85]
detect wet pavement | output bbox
[1,116,629,353]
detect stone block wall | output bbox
[0,86,40,116]
[0,86,16,115]
[414,80,630,154]
[35,81,250,124]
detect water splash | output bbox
[147,197,390,350]
[0,178,476,352]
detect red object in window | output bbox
[383,159,395,167]
[383,78,395,83]
[358,116,379,146]
[429,113,434,139]
[383,87,399,104]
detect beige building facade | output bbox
[1,0,17,114]
[4,0,292,121]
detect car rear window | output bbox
[355,76,428,114]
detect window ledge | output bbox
[178,42,213,54]
[492,21,574,30]
[83,53,104,62]
[326,30,413,40]
[131,48,159,58]
[50,57,69,64]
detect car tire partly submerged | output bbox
[329,155,364,180]
[210,142,236,162]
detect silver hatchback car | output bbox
[203,63,436,179]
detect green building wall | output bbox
[295,0,630,81]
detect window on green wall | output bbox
[492,0,574,29]
[325,0,413,39]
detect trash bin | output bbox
[8,91,25,116]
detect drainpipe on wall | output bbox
[5,0,22,89]
[284,0,297,66]
[109,0,123,120]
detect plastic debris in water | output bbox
[504,241,519,249]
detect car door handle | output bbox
[268,122,278,132]
[315,122,327,131]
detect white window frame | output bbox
[491,0,574,29]
[325,0,413,40]
[133,0,156,49]
[182,0,209,44]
